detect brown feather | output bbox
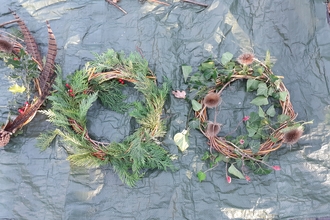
[11,11,43,69]
[38,21,57,97]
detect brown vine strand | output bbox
[182,0,208,7]
[68,119,101,151]
[196,68,296,159]
[105,0,127,14]
[87,68,157,83]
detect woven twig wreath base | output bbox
[195,60,297,159]
[71,67,158,152]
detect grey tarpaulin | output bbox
[0,0,330,219]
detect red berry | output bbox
[18,109,24,114]
[65,83,71,88]
[68,89,73,93]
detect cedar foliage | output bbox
[38,50,174,187]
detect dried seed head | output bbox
[283,126,303,145]
[205,122,221,137]
[237,53,255,65]
[0,130,11,147]
[203,92,221,108]
[0,39,13,53]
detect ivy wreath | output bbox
[186,52,310,182]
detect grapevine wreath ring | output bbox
[191,52,308,179]
[39,49,174,187]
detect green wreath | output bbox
[184,51,311,182]
[39,49,174,187]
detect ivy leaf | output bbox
[279,91,288,101]
[253,167,272,175]
[203,68,216,80]
[258,106,265,118]
[201,151,210,161]
[269,74,279,83]
[8,84,26,94]
[228,164,245,179]
[246,125,257,137]
[214,154,225,163]
[257,83,268,97]
[277,114,290,123]
[257,67,264,75]
[221,52,233,65]
[190,73,201,82]
[188,119,200,129]
[267,87,275,96]
[197,171,206,182]
[181,65,192,83]
[191,100,202,111]
[266,105,276,117]
[174,129,189,152]
[249,140,261,154]
[249,112,261,124]
[262,154,270,162]
[246,79,260,92]
[200,61,215,71]
[250,96,269,106]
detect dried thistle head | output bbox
[205,122,221,137]
[0,130,11,147]
[283,126,303,145]
[203,92,221,108]
[237,53,255,65]
[0,39,13,53]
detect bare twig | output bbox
[136,46,144,58]
[149,0,170,6]
[0,19,19,28]
[182,0,208,7]
[105,0,127,14]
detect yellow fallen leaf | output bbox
[174,129,189,152]
[8,84,26,94]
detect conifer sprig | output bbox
[38,49,174,187]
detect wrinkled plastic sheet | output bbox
[1,0,330,219]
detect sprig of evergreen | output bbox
[38,49,174,187]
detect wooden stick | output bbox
[182,0,208,7]
[0,19,19,28]
[105,0,127,14]
[149,0,170,6]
